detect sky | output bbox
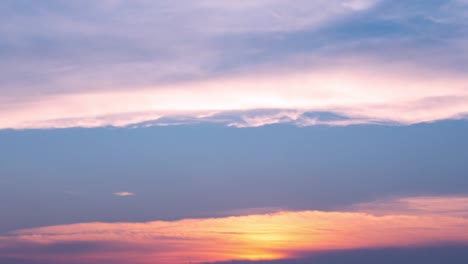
[1,0,468,263]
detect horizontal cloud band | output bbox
[1,62,468,129]
[1,196,468,264]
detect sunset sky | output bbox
[1,1,468,263]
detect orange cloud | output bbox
[1,196,468,264]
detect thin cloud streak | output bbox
[1,196,468,264]
[113,192,135,197]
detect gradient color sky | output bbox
[1,1,468,263]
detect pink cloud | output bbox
[1,58,467,129]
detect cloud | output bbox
[341,0,377,11]
[187,0,381,34]
[1,195,468,264]
[209,246,468,264]
[1,57,467,129]
[1,1,468,129]
[113,192,135,197]
[0,0,381,97]
[352,196,468,217]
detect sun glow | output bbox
[1,197,468,264]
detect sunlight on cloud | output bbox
[1,61,467,129]
[1,196,468,264]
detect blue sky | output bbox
[1,121,468,233]
[1,1,468,263]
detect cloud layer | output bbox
[1,59,468,129]
[1,196,468,264]
[1,0,468,129]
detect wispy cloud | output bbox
[2,1,468,129]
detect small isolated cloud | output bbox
[113,192,135,197]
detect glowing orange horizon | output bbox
[1,196,468,264]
